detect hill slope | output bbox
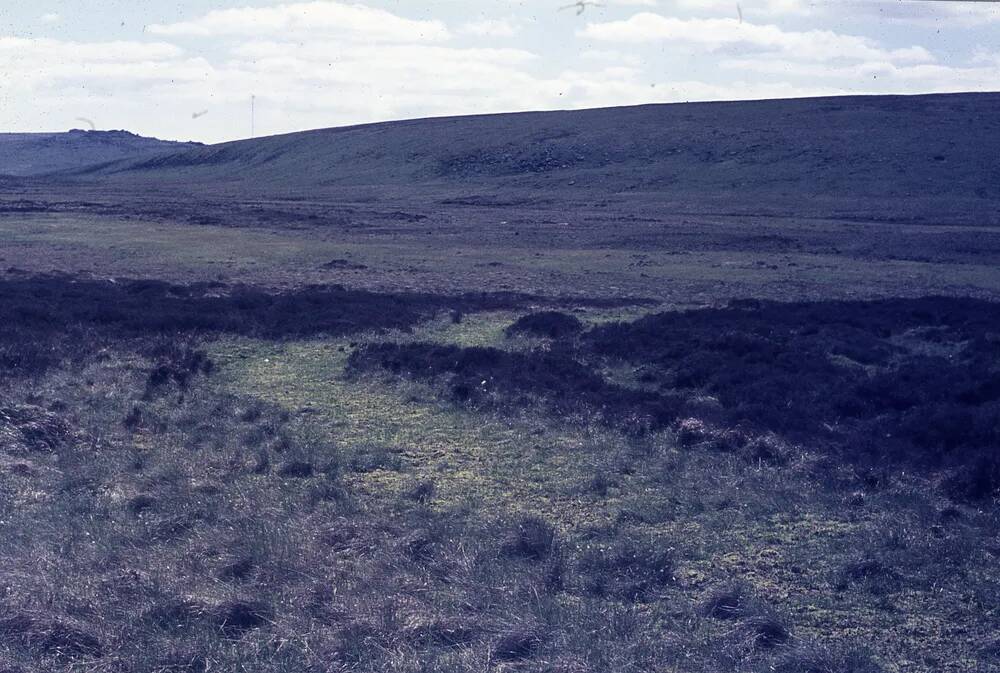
[71,93,1000,204]
[0,130,202,177]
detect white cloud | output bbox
[971,48,1000,67]
[220,41,545,112]
[148,1,449,42]
[40,13,61,24]
[0,28,553,141]
[580,48,643,66]
[0,36,192,92]
[459,19,519,37]
[0,37,183,63]
[579,13,934,63]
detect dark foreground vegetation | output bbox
[0,273,643,377]
[349,342,683,434]
[588,298,1000,500]
[352,298,1000,503]
[2,272,999,672]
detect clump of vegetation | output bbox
[584,296,1000,494]
[0,609,103,660]
[143,342,213,397]
[702,582,754,620]
[739,614,792,652]
[944,455,1000,502]
[577,537,674,602]
[405,479,436,504]
[506,311,584,339]
[277,460,314,478]
[347,342,681,433]
[213,600,272,635]
[834,558,902,595]
[505,516,557,561]
[0,403,77,455]
[492,630,544,662]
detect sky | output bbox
[1,0,998,143]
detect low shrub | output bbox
[506,311,584,339]
[582,296,1000,494]
[278,461,314,478]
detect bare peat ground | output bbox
[3,93,1000,673]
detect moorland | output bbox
[1,92,999,673]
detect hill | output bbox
[66,93,1000,221]
[0,130,202,177]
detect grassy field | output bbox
[4,210,1000,302]
[2,201,999,672]
[210,328,1000,672]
